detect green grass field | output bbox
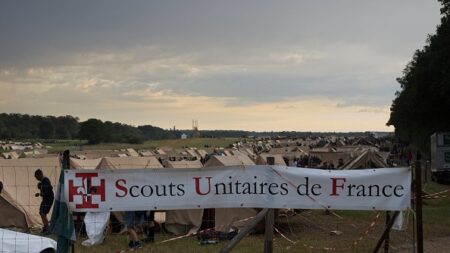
[72,181,450,253]
[46,138,240,153]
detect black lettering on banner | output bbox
[394,185,404,197]
[130,185,139,197]
[177,184,185,196]
[382,185,393,197]
[141,185,153,197]
[268,183,279,195]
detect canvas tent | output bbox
[196,149,208,159]
[204,155,259,232]
[309,151,351,168]
[238,148,256,159]
[343,150,388,169]
[223,150,233,156]
[70,158,102,170]
[72,150,123,159]
[256,154,287,166]
[95,156,163,170]
[2,151,20,159]
[138,150,154,157]
[163,160,204,235]
[0,157,60,229]
[126,148,139,157]
[155,149,166,155]
[185,149,200,159]
[204,155,254,168]
[94,157,165,225]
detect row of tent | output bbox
[0,154,285,234]
[0,150,388,234]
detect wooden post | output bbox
[264,209,274,253]
[62,151,76,253]
[63,150,70,170]
[384,211,390,253]
[219,209,269,253]
[371,211,399,253]
[415,161,423,253]
[264,158,275,253]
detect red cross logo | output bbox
[68,172,106,208]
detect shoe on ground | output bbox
[143,237,154,243]
[129,241,141,250]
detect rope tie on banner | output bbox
[280,211,381,251]
[422,189,450,199]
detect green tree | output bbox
[79,119,105,144]
[39,119,55,139]
[387,0,450,154]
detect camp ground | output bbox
[0,136,447,253]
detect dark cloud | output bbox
[0,0,440,68]
[0,0,442,130]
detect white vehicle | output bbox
[430,132,450,183]
[0,228,56,253]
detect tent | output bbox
[230,149,243,156]
[70,158,102,170]
[71,150,123,159]
[95,157,163,170]
[343,150,388,170]
[203,155,254,168]
[2,151,20,159]
[155,149,166,155]
[163,160,202,169]
[163,160,204,235]
[309,151,351,168]
[256,154,286,166]
[223,150,233,156]
[126,148,139,157]
[0,157,60,229]
[185,149,199,159]
[237,148,256,159]
[204,155,259,232]
[196,149,208,159]
[138,150,154,157]
[94,157,165,225]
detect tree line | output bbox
[0,113,380,145]
[0,113,179,144]
[387,0,450,155]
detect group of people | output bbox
[292,155,347,170]
[391,144,414,166]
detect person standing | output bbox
[34,169,54,234]
[123,210,155,250]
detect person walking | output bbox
[34,169,54,235]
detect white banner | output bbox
[64,166,411,212]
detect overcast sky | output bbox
[0,0,442,131]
